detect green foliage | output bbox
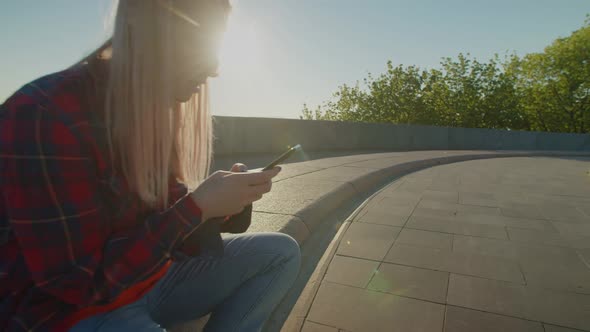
[301,17,590,133]
[518,17,590,132]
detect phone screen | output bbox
[262,144,301,171]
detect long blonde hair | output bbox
[84,1,214,209]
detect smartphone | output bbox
[218,144,302,223]
[262,144,302,171]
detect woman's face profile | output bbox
[162,0,229,102]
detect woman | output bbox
[0,0,301,331]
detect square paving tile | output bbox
[568,235,590,249]
[336,222,401,261]
[395,228,453,250]
[458,192,499,207]
[356,209,410,227]
[324,255,379,289]
[459,184,496,195]
[350,208,369,222]
[519,259,590,295]
[455,214,557,232]
[552,222,590,236]
[430,184,463,192]
[449,275,532,319]
[579,248,590,266]
[354,198,391,217]
[456,204,501,216]
[444,305,544,332]
[429,180,460,191]
[447,274,590,331]
[422,190,459,203]
[506,227,571,247]
[500,203,544,220]
[367,263,449,303]
[368,197,417,216]
[496,194,530,206]
[307,282,445,332]
[577,204,590,217]
[301,321,339,332]
[411,207,457,220]
[538,205,589,223]
[376,191,421,204]
[403,178,434,187]
[384,244,524,283]
[407,216,508,239]
[543,324,588,332]
[417,200,458,211]
[397,182,430,194]
[452,235,581,264]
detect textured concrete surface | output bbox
[291,157,590,332]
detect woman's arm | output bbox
[220,204,252,233]
[0,103,205,307]
[218,163,252,233]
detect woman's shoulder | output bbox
[1,65,92,125]
[0,65,99,155]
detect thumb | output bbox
[231,163,248,172]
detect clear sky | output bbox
[1,1,589,119]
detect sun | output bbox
[217,14,263,76]
[209,8,276,117]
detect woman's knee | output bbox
[272,232,301,262]
[268,233,301,281]
[249,232,300,264]
[226,232,301,270]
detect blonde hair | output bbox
[84,0,215,209]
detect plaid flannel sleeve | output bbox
[0,101,204,307]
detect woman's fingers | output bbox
[248,180,272,195]
[258,181,272,193]
[242,167,281,185]
[218,166,279,207]
[239,181,271,204]
[251,193,263,202]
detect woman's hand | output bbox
[190,164,280,221]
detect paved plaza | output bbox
[302,157,590,332]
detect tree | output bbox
[438,53,527,130]
[302,16,590,133]
[301,55,527,130]
[518,17,590,132]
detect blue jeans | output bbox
[69,232,301,331]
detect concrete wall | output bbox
[212,116,590,156]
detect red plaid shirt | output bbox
[0,63,247,331]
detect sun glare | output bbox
[218,14,263,77]
[210,8,280,117]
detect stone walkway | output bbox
[301,157,590,332]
